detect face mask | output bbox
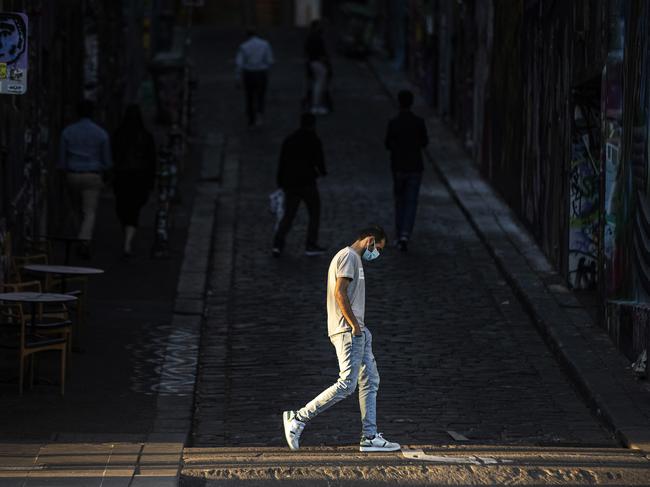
[362,238,380,261]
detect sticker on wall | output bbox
[0,12,28,95]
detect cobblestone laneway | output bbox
[191,28,614,449]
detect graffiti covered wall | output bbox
[605,0,650,302]
[602,0,626,298]
[569,104,600,290]
[415,0,650,363]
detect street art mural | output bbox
[602,41,625,297]
[604,0,650,302]
[601,1,650,368]
[0,12,28,95]
[569,104,600,290]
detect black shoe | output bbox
[272,247,281,258]
[397,239,408,252]
[305,244,327,256]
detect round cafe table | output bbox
[0,292,77,329]
[22,264,104,293]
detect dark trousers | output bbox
[243,70,268,125]
[273,185,320,249]
[393,171,422,240]
[114,173,151,227]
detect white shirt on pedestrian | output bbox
[236,36,274,76]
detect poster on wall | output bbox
[0,12,28,95]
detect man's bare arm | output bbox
[335,276,362,336]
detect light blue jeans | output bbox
[296,328,380,437]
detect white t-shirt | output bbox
[327,247,365,336]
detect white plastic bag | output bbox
[269,189,285,230]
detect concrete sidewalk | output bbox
[0,441,182,486]
[368,57,650,454]
[181,445,650,486]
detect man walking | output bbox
[273,113,327,257]
[59,99,112,258]
[385,90,428,251]
[236,28,274,126]
[282,225,400,452]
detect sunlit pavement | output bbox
[0,444,646,486]
[0,442,181,486]
[180,446,650,486]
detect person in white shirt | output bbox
[282,225,401,453]
[235,28,274,126]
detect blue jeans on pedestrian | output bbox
[393,171,422,240]
[295,328,379,438]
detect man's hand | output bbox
[336,277,363,337]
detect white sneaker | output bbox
[359,433,400,452]
[282,411,305,450]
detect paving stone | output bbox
[130,477,177,487]
[0,479,28,487]
[176,272,207,296]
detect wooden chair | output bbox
[0,301,69,395]
[24,236,53,258]
[46,279,86,349]
[1,281,73,357]
[10,254,87,343]
[9,254,48,283]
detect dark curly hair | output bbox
[357,225,387,243]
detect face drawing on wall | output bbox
[0,14,27,64]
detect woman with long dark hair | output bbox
[112,104,157,257]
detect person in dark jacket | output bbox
[112,104,157,258]
[273,113,327,257]
[384,90,428,252]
